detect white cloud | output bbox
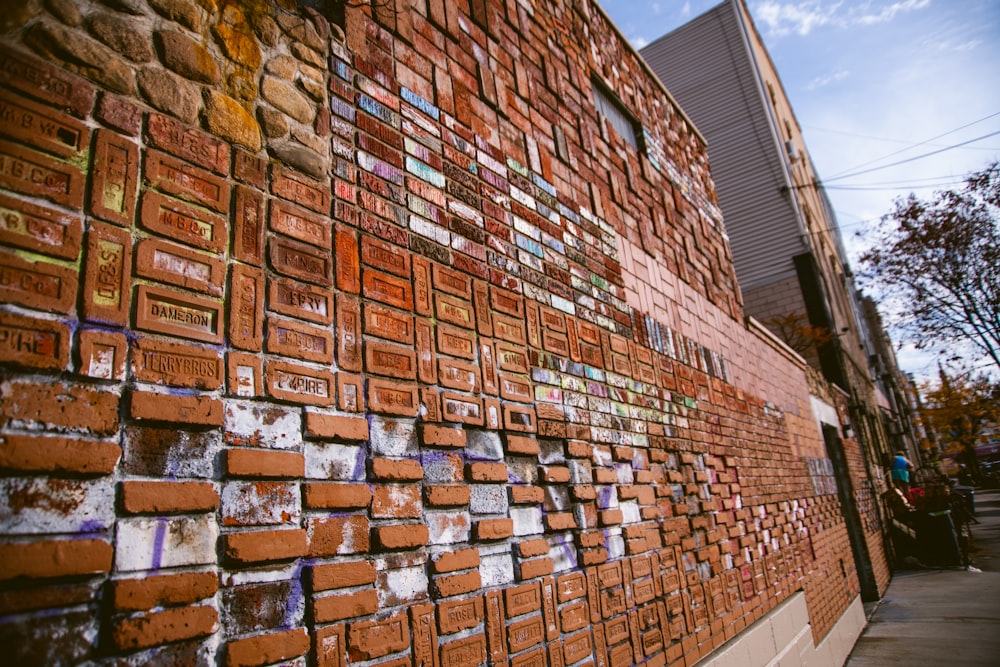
[632,36,650,49]
[752,0,931,36]
[805,68,850,90]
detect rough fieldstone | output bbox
[45,0,82,26]
[265,54,297,80]
[268,140,326,180]
[260,75,314,124]
[147,0,201,32]
[252,14,279,47]
[97,0,145,15]
[290,42,324,69]
[1,0,38,33]
[212,23,261,71]
[276,12,324,51]
[289,124,327,155]
[24,21,134,94]
[137,66,200,123]
[225,72,257,104]
[258,106,288,138]
[204,91,261,151]
[298,76,325,102]
[86,12,154,63]
[156,30,221,85]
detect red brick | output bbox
[303,483,372,510]
[314,588,379,623]
[0,433,120,475]
[140,190,228,253]
[372,458,423,481]
[0,379,119,436]
[269,275,333,325]
[421,424,466,448]
[506,435,540,455]
[442,392,484,426]
[467,462,508,482]
[0,44,95,117]
[365,340,417,379]
[335,225,360,293]
[540,465,571,484]
[437,324,477,359]
[233,185,265,265]
[517,539,550,558]
[267,316,334,364]
[130,390,223,426]
[424,485,471,507]
[475,518,514,541]
[113,572,218,611]
[439,358,481,393]
[96,92,142,135]
[308,515,370,556]
[226,449,304,478]
[510,486,544,504]
[0,192,82,260]
[112,604,218,651]
[226,628,310,667]
[440,634,487,667]
[0,538,111,580]
[304,412,369,441]
[435,293,476,329]
[435,570,482,598]
[120,480,218,514]
[367,378,419,416]
[347,612,410,661]
[0,310,70,371]
[132,337,223,390]
[266,359,336,407]
[81,221,131,325]
[545,513,577,531]
[134,284,224,344]
[146,112,230,175]
[144,149,229,213]
[0,139,83,208]
[363,268,413,309]
[375,523,428,550]
[224,528,308,564]
[270,198,332,248]
[272,164,331,214]
[439,596,483,634]
[312,561,377,591]
[0,249,77,314]
[362,234,411,277]
[519,557,554,580]
[432,547,480,574]
[315,624,347,667]
[412,255,432,316]
[269,234,333,286]
[228,264,265,351]
[338,295,364,370]
[227,351,262,398]
[134,237,226,296]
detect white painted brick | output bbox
[0,478,114,534]
[480,552,514,588]
[510,506,544,536]
[115,516,218,571]
[378,565,428,606]
[224,401,302,450]
[466,431,503,460]
[620,500,641,524]
[426,510,470,545]
[470,485,508,515]
[369,417,418,456]
[304,443,365,480]
[221,482,301,526]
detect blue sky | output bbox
[599,0,1000,380]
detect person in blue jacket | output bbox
[891,450,912,496]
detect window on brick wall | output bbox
[592,77,641,151]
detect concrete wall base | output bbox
[696,593,866,667]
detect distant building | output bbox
[642,0,917,597]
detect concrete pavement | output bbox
[845,489,1000,666]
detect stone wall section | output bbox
[0,0,875,665]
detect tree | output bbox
[762,311,834,357]
[859,162,1000,374]
[920,368,1000,483]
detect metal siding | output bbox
[641,1,803,290]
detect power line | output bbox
[823,110,1000,180]
[823,130,1000,183]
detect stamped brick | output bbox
[0,193,82,259]
[442,392,484,426]
[412,255,432,316]
[135,284,223,343]
[328,300,361,377]
[229,264,265,350]
[507,614,544,653]
[135,237,225,295]
[0,251,73,314]
[368,378,419,416]
[233,185,265,265]
[133,336,223,389]
[0,45,95,117]
[525,303,541,349]
[363,301,415,344]
[272,164,331,214]
[271,198,332,249]
[411,603,438,667]
[499,373,533,403]
[227,351,262,397]
[269,234,332,286]
[436,293,476,329]
[338,372,364,412]
[348,612,410,661]
[492,313,527,346]
[473,280,493,336]
[140,191,228,253]
[0,138,84,208]
[415,320,437,384]
[438,358,480,393]
[491,288,524,317]
[0,92,88,158]
[366,340,417,379]
[266,359,336,406]
[433,264,472,298]
[81,221,130,325]
[79,329,128,380]
[437,324,476,360]
[144,149,229,213]
[267,316,334,364]
[335,225,360,293]
[363,268,413,309]
[146,112,230,175]
[362,234,411,278]
[269,275,333,325]
[439,596,483,635]
[504,404,537,433]
[234,149,266,188]
[0,310,69,371]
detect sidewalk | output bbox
[845,489,1000,666]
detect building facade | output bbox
[0,0,881,664]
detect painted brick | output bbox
[308,515,370,556]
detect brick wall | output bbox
[0,0,875,664]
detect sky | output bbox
[598,0,1000,382]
